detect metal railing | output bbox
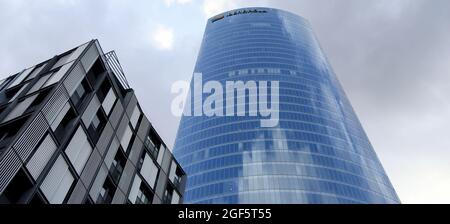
[144,137,160,160]
[104,51,131,90]
[173,176,182,189]
[108,163,124,184]
[162,193,173,204]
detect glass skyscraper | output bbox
[173,7,400,204]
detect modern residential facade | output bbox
[173,7,400,204]
[0,40,186,204]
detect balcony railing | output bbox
[104,51,130,90]
[162,194,173,204]
[96,191,113,204]
[173,176,182,189]
[144,137,159,159]
[108,163,124,184]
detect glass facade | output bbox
[173,7,400,204]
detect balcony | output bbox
[104,51,130,90]
[108,163,124,184]
[162,193,172,204]
[108,150,127,184]
[144,136,159,160]
[173,176,182,189]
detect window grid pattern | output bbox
[173,8,400,204]
[0,40,186,204]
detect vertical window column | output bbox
[40,155,75,204]
[64,126,93,175]
[26,134,57,180]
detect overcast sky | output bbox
[1,0,449,204]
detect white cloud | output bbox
[152,24,174,50]
[202,0,239,18]
[164,0,192,7]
